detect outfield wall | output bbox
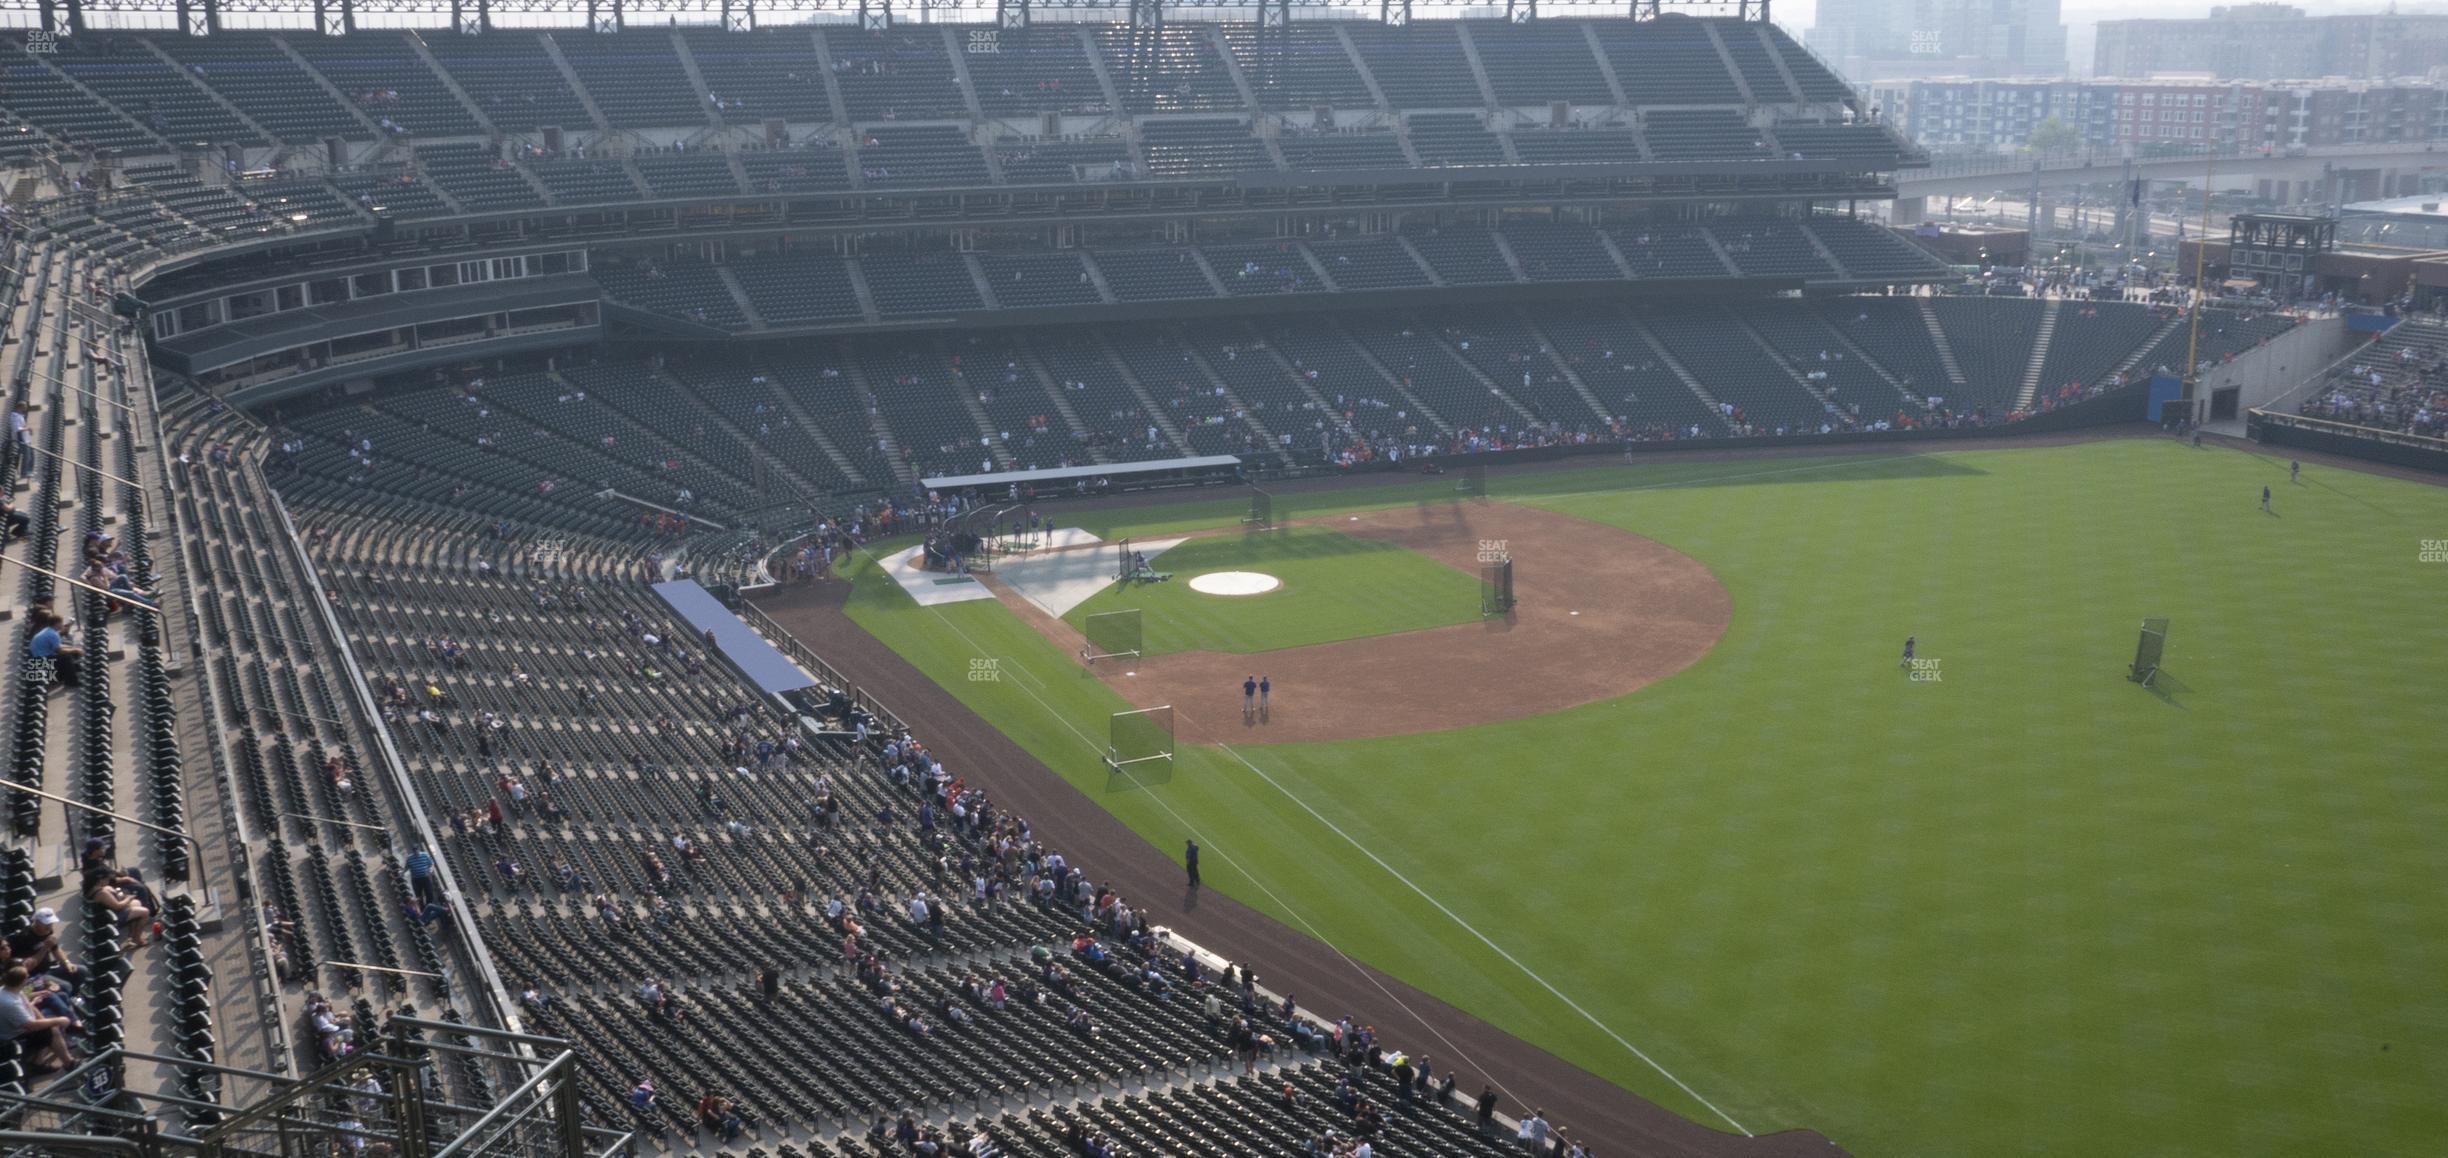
[2187,314,2357,424]
[2247,411,2448,472]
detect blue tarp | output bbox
[2147,374,2186,422]
[651,579,817,696]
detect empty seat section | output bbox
[1768,24,1855,103]
[1202,241,1320,296]
[1711,219,1834,278]
[738,145,854,194]
[1806,218,1946,279]
[2037,302,2168,393]
[238,180,360,229]
[527,155,640,205]
[595,259,748,328]
[1640,306,1828,432]
[1402,226,1516,285]
[1539,305,1726,436]
[1277,128,1407,170]
[1471,22,1613,106]
[1644,109,1768,161]
[1109,334,1266,456]
[1500,221,1619,282]
[1744,304,1902,420]
[1139,119,1272,178]
[332,169,450,218]
[1307,235,1432,290]
[730,253,865,325]
[1221,24,1373,111]
[1346,320,1515,430]
[1816,299,1952,398]
[1427,310,1606,428]
[994,137,1131,184]
[861,342,992,478]
[1032,336,1176,460]
[53,36,256,147]
[946,333,1091,468]
[291,31,482,138]
[1097,26,1244,114]
[860,254,984,316]
[967,26,1108,116]
[1346,23,1481,108]
[1929,297,2043,409]
[1510,127,1642,164]
[1610,224,1732,278]
[426,33,593,132]
[0,55,157,152]
[1716,24,1798,103]
[826,27,966,121]
[156,34,364,143]
[855,126,992,188]
[1405,113,1504,167]
[684,29,834,123]
[555,31,705,128]
[1772,121,1904,163]
[979,253,1103,309]
[1091,249,1219,301]
[416,142,545,211]
[634,151,744,199]
[1599,19,1742,105]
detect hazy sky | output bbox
[1775,0,2448,76]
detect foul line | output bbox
[883,573,1535,1114]
[1207,736,1753,1137]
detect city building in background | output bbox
[2094,5,2448,81]
[1881,76,2448,155]
[1809,0,2071,82]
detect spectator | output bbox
[27,608,82,690]
[0,966,75,1072]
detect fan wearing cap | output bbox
[6,907,84,992]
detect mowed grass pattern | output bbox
[843,439,2448,1157]
[1062,526,1484,655]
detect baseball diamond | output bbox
[26,5,2448,1158]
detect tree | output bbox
[2026,117,2082,154]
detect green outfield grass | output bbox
[1061,525,1483,655]
[841,439,2448,1157]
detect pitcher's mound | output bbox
[1188,571,1283,596]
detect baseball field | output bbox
[829,436,2448,1156]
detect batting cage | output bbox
[1244,486,1275,529]
[1480,557,1515,616]
[1082,608,1144,665]
[1105,705,1175,773]
[1459,464,1487,499]
[2129,617,2170,686]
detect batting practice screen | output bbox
[1082,608,1143,664]
[1481,558,1515,615]
[2130,617,2170,685]
[1245,486,1274,528]
[1106,705,1175,772]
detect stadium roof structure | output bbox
[1,0,1776,36]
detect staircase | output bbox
[2015,298,2063,410]
[760,371,872,488]
[1095,336,1196,455]
[667,30,721,128]
[1180,343,1281,455]
[1516,310,1621,427]
[1450,22,1503,110]
[1425,329,1538,424]
[1807,301,1923,409]
[2113,312,2190,386]
[649,367,826,498]
[939,339,1019,469]
[843,257,884,324]
[843,360,919,490]
[1626,315,1732,431]
[1332,318,1454,435]
[405,31,499,136]
[715,267,766,330]
[1015,345,1114,465]
[1915,299,1970,388]
[537,34,613,132]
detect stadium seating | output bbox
[1644,109,1770,161]
[1712,219,1836,279]
[51,35,257,148]
[1500,220,1620,283]
[415,142,546,212]
[967,26,1109,117]
[1092,248,1220,303]
[827,27,967,122]
[1277,128,1408,171]
[595,258,749,329]
[1,53,161,152]
[1805,218,1947,280]
[683,28,835,124]
[855,126,993,189]
[554,31,706,130]
[527,154,644,206]
[1930,296,2045,410]
[731,252,868,326]
[1097,26,1244,115]
[634,149,747,199]
[1138,119,1273,178]
[1402,226,1516,286]
[153,35,363,144]
[1510,126,1643,165]
[738,144,856,194]
[423,33,592,132]
[1601,19,1744,106]
[1221,25,1373,111]
[1344,22,1482,108]
[1405,113,1506,167]
[1307,235,1435,290]
[1471,23,1614,107]
[288,30,484,138]
[860,253,985,317]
